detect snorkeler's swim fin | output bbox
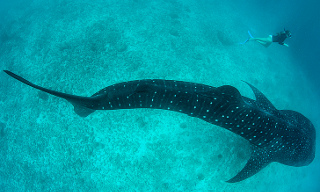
[248,31,254,38]
[240,31,254,44]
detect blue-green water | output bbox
[1,0,319,191]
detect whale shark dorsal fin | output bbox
[199,85,244,104]
[243,81,277,114]
[226,146,272,183]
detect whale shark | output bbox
[3,70,316,182]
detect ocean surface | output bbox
[0,0,319,191]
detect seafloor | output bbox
[0,0,319,191]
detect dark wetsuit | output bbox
[272,32,287,45]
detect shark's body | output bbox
[4,70,316,182]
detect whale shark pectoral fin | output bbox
[226,146,272,183]
[242,81,277,114]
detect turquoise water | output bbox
[1,0,319,191]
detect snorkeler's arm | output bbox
[281,43,289,47]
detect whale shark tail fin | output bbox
[3,70,97,117]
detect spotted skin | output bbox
[4,70,316,183]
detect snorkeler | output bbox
[242,29,292,47]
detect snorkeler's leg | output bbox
[256,39,272,47]
[252,36,272,47]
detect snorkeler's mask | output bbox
[284,29,292,38]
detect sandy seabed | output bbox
[0,0,319,191]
